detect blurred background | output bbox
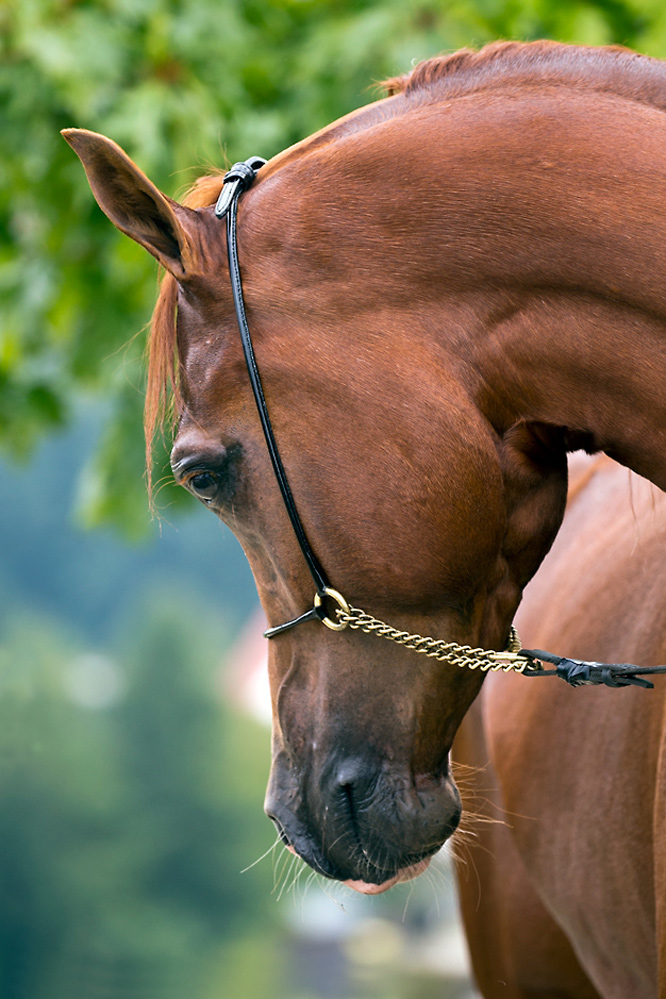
[2,1,665,996]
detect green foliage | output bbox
[4,0,666,534]
[0,596,279,998]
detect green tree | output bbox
[0,597,278,999]
[4,0,666,532]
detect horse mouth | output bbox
[284,841,433,892]
[343,856,433,894]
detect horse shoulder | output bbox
[453,701,602,998]
[481,457,666,996]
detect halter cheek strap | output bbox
[212,158,666,689]
[215,160,335,637]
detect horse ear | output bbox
[62,128,199,279]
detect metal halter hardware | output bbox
[214,158,666,689]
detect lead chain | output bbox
[334,605,536,673]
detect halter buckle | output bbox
[214,156,266,219]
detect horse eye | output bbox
[187,471,219,501]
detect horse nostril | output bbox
[339,782,359,831]
[334,760,368,823]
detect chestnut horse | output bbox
[455,456,666,998]
[65,38,666,983]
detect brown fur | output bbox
[456,455,666,997]
[65,38,666,989]
[145,39,666,476]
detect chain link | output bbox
[334,605,536,673]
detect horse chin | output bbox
[284,843,433,893]
[343,856,433,895]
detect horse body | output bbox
[456,456,666,997]
[65,37,666,920]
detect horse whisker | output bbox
[240,833,283,873]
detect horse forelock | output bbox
[145,174,228,492]
[145,274,179,496]
[384,39,666,113]
[182,172,227,210]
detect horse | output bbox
[64,37,666,980]
[224,457,663,999]
[454,454,666,998]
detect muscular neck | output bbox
[470,288,666,489]
[250,85,666,488]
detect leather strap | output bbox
[216,160,331,626]
[520,648,666,688]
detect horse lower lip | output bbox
[344,856,432,895]
[284,838,433,890]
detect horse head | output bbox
[64,91,571,889]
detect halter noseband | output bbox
[212,158,666,689]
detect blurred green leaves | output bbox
[0,596,277,998]
[3,0,666,534]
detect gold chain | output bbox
[334,604,536,673]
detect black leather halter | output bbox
[215,158,337,638]
[212,157,666,689]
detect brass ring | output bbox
[314,587,351,632]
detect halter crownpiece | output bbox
[215,158,267,219]
[214,157,666,689]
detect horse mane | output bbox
[383,39,666,112]
[145,40,666,485]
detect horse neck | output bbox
[469,284,666,489]
[250,84,666,487]
[442,90,666,488]
[419,87,666,491]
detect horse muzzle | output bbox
[264,749,462,887]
